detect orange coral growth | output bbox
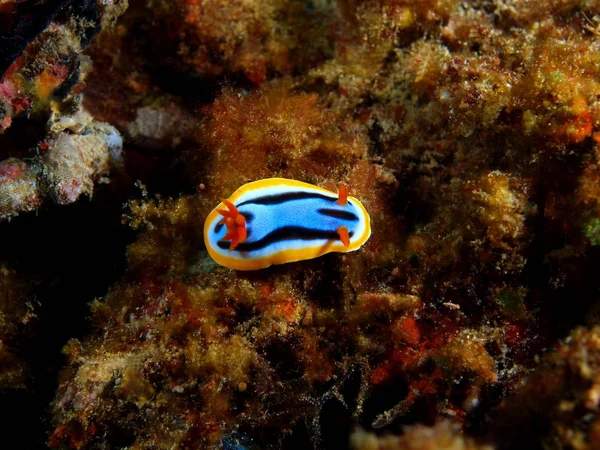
[35,63,69,100]
[196,81,368,198]
[342,161,401,268]
[468,172,531,249]
[392,316,421,346]
[435,330,498,384]
[149,0,333,82]
[30,0,600,448]
[565,96,593,144]
[337,184,348,206]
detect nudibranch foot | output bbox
[204,178,371,270]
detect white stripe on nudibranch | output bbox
[203,178,371,270]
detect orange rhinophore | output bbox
[337,185,348,206]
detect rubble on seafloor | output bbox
[0,0,127,220]
[0,103,123,220]
[351,421,494,450]
[2,0,600,449]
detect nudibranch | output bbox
[203,178,371,270]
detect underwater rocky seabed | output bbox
[3,0,600,448]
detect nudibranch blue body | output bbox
[203,178,371,270]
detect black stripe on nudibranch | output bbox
[217,226,354,252]
[237,191,336,207]
[317,208,359,221]
[214,212,254,233]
